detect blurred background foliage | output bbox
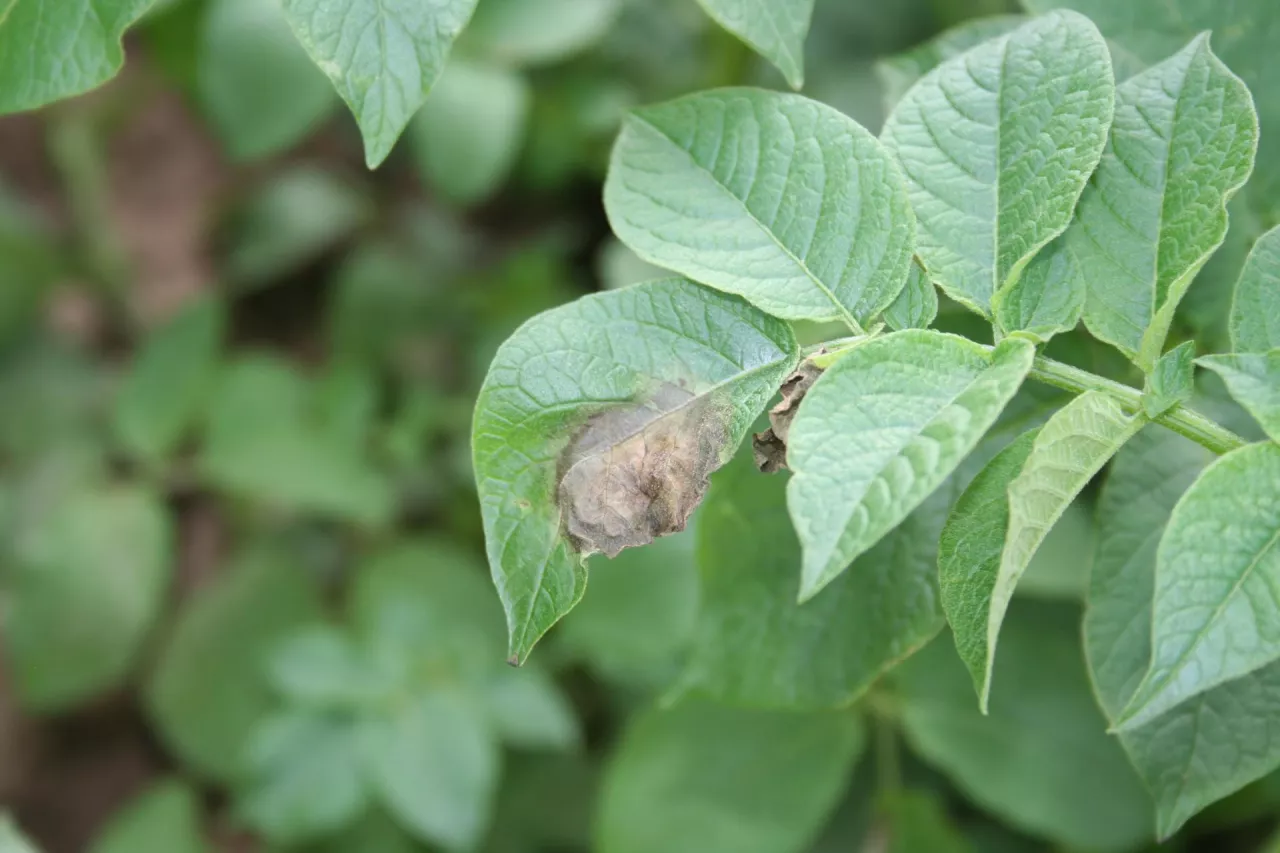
[0,0,1278,851]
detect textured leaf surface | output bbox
[473,279,798,662]
[0,0,153,113]
[1143,341,1196,419]
[1084,426,1280,837]
[1231,225,1280,353]
[881,11,1113,315]
[1198,352,1280,443]
[895,602,1152,851]
[1064,35,1257,369]
[1118,443,1280,730]
[89,780,205,853]
[992,237,1084,341]
[605,88,915,328]
[883,261,938,331]
[677,446,946,709]
[596,701,862,853]
[693,0,814,89]
[786,331,1033,598]
[280,0,479,167]
[875,15,1025,113]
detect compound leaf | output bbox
[605,88,915,328]
[881,11,1113,316]
[787,331,1033,599]
[473,278,798,663]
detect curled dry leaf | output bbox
[753,361,824,473]
[559,384,730,557]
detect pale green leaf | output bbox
[1198,351,1280,442]
[197,0,336,160]
[882,261,938,331]
[408,60,529,205]
[875,15,1026,114]
[5,485,172,711]
[894,602,1153,851]
[89,780,206,853]
[113,296,224,462]
[1117,443,1280,730]
[604,88,915,328]
[240,712,370,844]
[473,278,799,663]
[462,0,620,65]
[693,0,814,89]
[1230,225,1280,354]
[676,445,947,709]
[1063,34,1257,370]
[0,817,39,853]
[786,331,1034,599]
[596,701,863,853]
[1143,341,1196,419]
[0,0,153,113]
[992,236,1084,341]
[267,624,393,710]
[1015,500,1094,600]
[482,666,580,751]
[1083,426,1280,838]
[145,547,324,782]
[881,11,1114,316]
[361,691,501,851]
[279,0,479,167]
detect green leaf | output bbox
[0,0,153,113]
[473,278,799,663]
[894,602,1153,851]
[408,60,529,205]
[267,624,392,710]
[145,546,324,782]
[1083,426,1280,837]
[482,666,580,751]
[1143,341,1197,419]
[197,0,337,160]
[559,528,699,688]
[89,780,207,853]
[880,11,1113,316]
[1015,500,1093,600]
[1117,442,1280,730]
[279,0,479,167]
[0,816,39,853]
[786,331,1034,599]
[361,691,500,851]
[945,392,1142,709]
[596,701,863,853]
[882,261,938,331]
[240,712,370,844]
[1198,351,1280,442]
[1061,35,1258,370]
[604,88,915,329]
[113,296,225,463]
[875,15,1025,113]
[878,791,973,853]
[676,445,946,709]
[991,236,1083,342]
[4,485,172,711]
[692,0,814,89]
[462,0,620,65]
[1230,225,1280,353]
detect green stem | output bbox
[872,708,901,795]
[1028,354,1247,456]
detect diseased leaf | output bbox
[1231,225,1280,354]
[605,88,915,328]
[875,15,1026,113]
[1198,351,1280,442]
[894,602,1153,852]
[992,237,1083,342]
[596,701,863,853]
[693,0,814,89]
[1083,426,1280,838]
[880,11,1113,315]
[676,446,946,709]
[882,261,938,331]
[1143,341,1196,419]
[473,278,798,663]
[1060,35,1258,370]
[89,780,206,853]
[1117,443,1280,731]
[751,361,822,474]
[0,0,153,113]
[279,0,480,167]
[786,331,1034,599]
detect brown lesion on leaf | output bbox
[753,360,824,473]
[557,384,730,558]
